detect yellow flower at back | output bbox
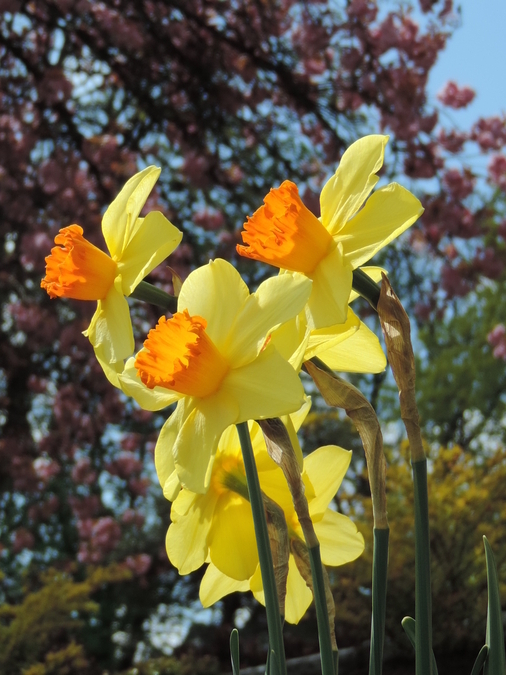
[166,416,364,624]
[41,167,182,385]
[118,259,313,495]
[237,135,423,330]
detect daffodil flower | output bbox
[118,259,313,495]
[237,135,423,329]
[270,267,388,374]
[166,416,364,624]
[41,167,183,385]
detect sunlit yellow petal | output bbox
[340,183,423,269]
[269,315,310,371]
[307,245,352,329]
[118,212,182,295]
[224,272,312,368]
[154,399,195,499]
[316,510,365,566]
[177,259,249,351]
[166,490,218,574]
[320,135,388,237]
[284,556,313,624]
[170,486,199,517]
[209,493,258,580]
[221,345,305,424]
[173,391,239,493]
[84,276,134,369]
[118,356,183,411]
[304,446,351,517]
[102,166,161,259]
[200,563,249,607]
[317,320,386,373]
[305,308,360,360]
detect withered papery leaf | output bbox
[258,418,318,548]
[377,274,424,462]
[304,360,388,529]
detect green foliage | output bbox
[332,441,506,655]
[0,565,131,675]
[416,283,506,447]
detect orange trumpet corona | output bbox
[237,180,333,275]
[41,225,117,301]
[135,310,230,398]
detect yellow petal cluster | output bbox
[41,167,183,385]
[167,416,364,624]
[238,135,423,329]
[118,259,313,494]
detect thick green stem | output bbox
[352,268,380,310]
[130,280,176,311]
[369,528,389,675]
[413,459,432,675]
[307,544,336,675]
[236,422,287,675]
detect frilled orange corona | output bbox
[237,180,333,275]
[135,310,229,398]
[41,225,117,301]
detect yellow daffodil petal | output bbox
[173,391,239,493]
[304,446,352,518]
[166,490,218,574]
[349,266,386,303]
[177,259,250,351]
[118,212,183,295]
[170,485,199,517]
[102,166,161,259]
[305,308,360,360]
[340,183,424,269]
[307,245,352,329]
[257,465,298,515]
[209,493,258,580]
[118,357,183,410]
[269,315,310,371]
[317,321,386,373]
[221,345,305,423]
[155,400,195,499]
[84,275,134,373]
[224,272,312,368]
[320,135,388,237]
[316,510,365,566]
[284,556,314,624]
[200,563,249,607]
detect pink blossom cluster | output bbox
[437,81,475,109]
[125,553,152,576]
[442,168,475,200]
[488,324,506,360]
[33,457,61,484]
[471,116,506,151]
[77,516,122,564]
[488,155,506,191]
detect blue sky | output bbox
[427,0,506,127]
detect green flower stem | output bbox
[130,280,176,311]
[307,544,337,675]
[369,528,389,675]
[412,459,432,675]
[236,422,287,675]
[352,268,380,310]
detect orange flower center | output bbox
[237,180,333,275]
[211,453,246,497]
[135,310,230,398]
[41,225,117,301]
